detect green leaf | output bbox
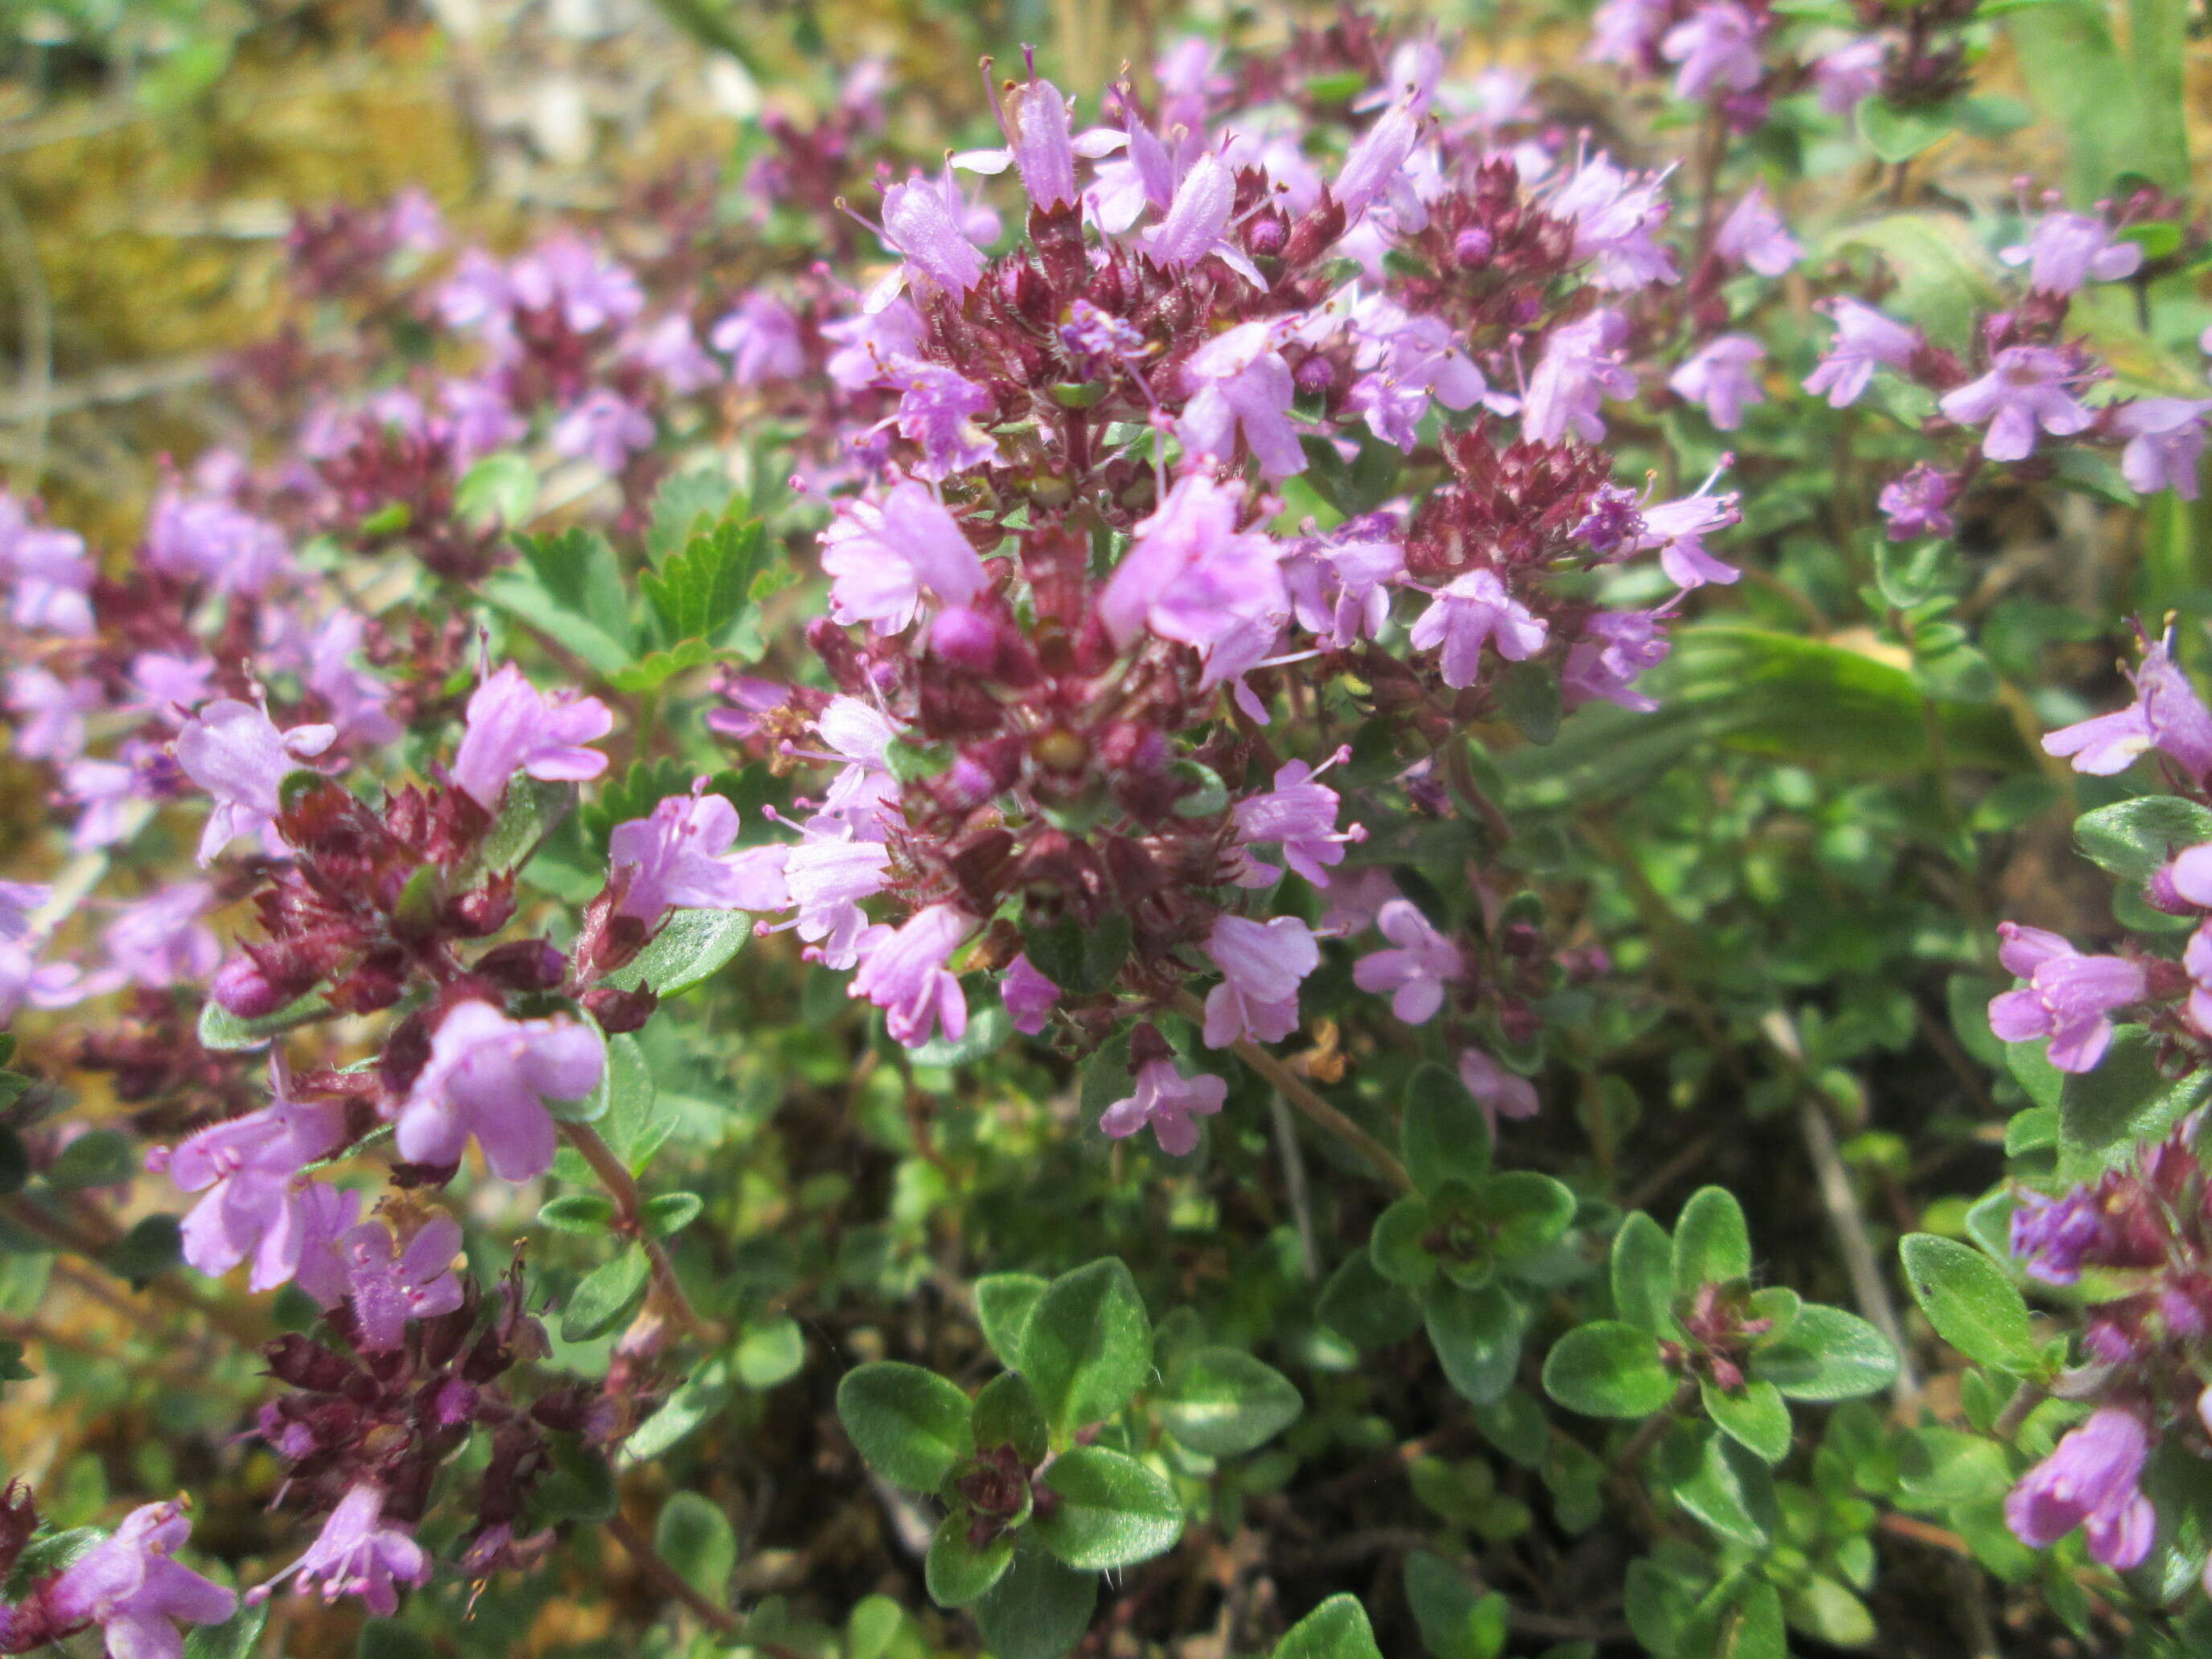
[1671,1187,1751,1292]
[1860,95,1953,163]
[1896,1427,2013,1503]
[1157,1347,1303,1457]
[1816,218,1998,351]
[972,1370,1050,1466]
[1019,913,1132,996]
[1720,1579,1789,1659]
[101,1214,182,1287]
[655,1491,738,1601]
[648,470,745,562]
[1368,1196,1438,1290]
[2074,796,2212,884]
[1033,1445,1182,1570]
[1020,1258,1152,1435]
[597,1033,671,1173]
[2128,0,2189,193]
[1424,1282,1523,1407]
[1481,1172,1578,1264]
[624,1357,733,1460]
[975,1273,1050,1367]
[836,1362,974,1492]
[970,1541,1097,1659]
[735,1317,805,1389]
[454,451,538,528]
[1273,1593,1384,1659]
[1898,1234,2040,1374]
[1673,1430,1778,1549]
[2057,1026,2212,1180]
[1401,1062,1492,1194]
[906,1004,1012,1069]
[1785,1575,1876,1649]
[197,989,333,1052]
[1403,1553,1507,1659]
[1749,1304,1898,1401]
[538,1194,619,1234]
[561,1246,651,1341]
[926,1513,1014,1607]
[45,1128,138,1191]
[1317,1249,1424,1349]
[1494,660,1561,745]
[604,908,750,996]
[1701,1379,1793,1464]
[183,1598,269,1659]
[605,638,720,696]
[1611,1212,1680,1337]
[469,774,575,880]
[643,516,766,645]
[485,527,635,674]
[2008,0,2152,199]
[1542,1320,1678,1419]
[644,1191,704,1238]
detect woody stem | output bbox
[558,1121,721,1345]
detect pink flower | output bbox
[1001,952,1059,1035]
[0,495,93,636]
[1352,900,1465,1022]
[1938,347,2095,462]
[1803,298,1918,409]
[1877,464,1960,540]
[6,665,102,762]
[396,1000,606,1181]
[1550,159,1676,291]
[449,663,612,811]
[1100,1058,1227,1155]
[623,313,719,396]
[712,293,807,385]
[882,176,987,295]
[1713,185,1800,276]
[1813,39,1885,116]
[849,903,977,1048]
[2112,399,2210,499]
[881,359,1001,480]
[258,1484,430,1616]
[2000,211,2142,296]
[2043,634,2212,778]
[1459,1048,1540,1132]
[2183,921,2212,1036]
[1636,466,1743,587]
[820,481,990,633]
[1660,2,1764,101]
[783,837,890,969]
[1564,606,1674,712]
[156,1096,353,1290]
[175,700,338,864]
[103,883,221,988]
[1409,568,1548,687]
[1668,335,1766,430]
[610,790,772,922]
[28,1500,236,1659]
[1098,471,1286,654]
[329,1216,465,1353]
[1203,914,1320,1047]
[551,389,654,473]
[0,881,43,945]
[1231,753,1361,888]
[146,490,290,596]
[1335,97,1429,223]
[2004,1406,2153,1568]
[1987,922,2145,1073]
[995,74,1080,210]
[1178,320,1305,479]
[1142,153,1265,286]
[508,233,643,334]
[1523,310,1638,442]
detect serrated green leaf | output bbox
[643,516,765,645]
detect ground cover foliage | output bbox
[2,2,2211,1657]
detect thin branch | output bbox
[1610,1379,1696,1483]
[1169,992,1414,1193]
[606,1509,740,1635]
[558,1121,722,1345]
[1267,1090,1319,1282]
[1796,1093,1920,1406]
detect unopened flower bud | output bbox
[475,938,569,992]
[212,953,290,1019]
[931,606,1003,674]
[581,983,658,1033]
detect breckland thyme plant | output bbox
[3,2,2212,1656]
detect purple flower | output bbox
[609,790,768,922]
[0,938,94,1020]
[1523,310,1638,443]
[712,293,807,385]
[32,1500,236,1659]
[0,495,93,636]
[1335,97,1428,224]
[1098,471,1287,654]
[2042,634,2212,778]
[508,233,643,334]
[2004,1406,2152,1568]
[449,663,612,812]
[1669,335,1766,430]
[1813,39,1885,116]
[396,1000,606,1181]
[332,1216,465,1352]
[822,299,923,393]
[1987,922,2144,1073]
[1281,519,1404,647]
[1713,185,1800,276]
[849,903,976,1048]
[1100,1058,1228,1156]
[881,177,987,295]
[2000,211,2143,296]
[1203,914,1320,1048]
[175,700,337,864]
[1352,900,1466,1023]
[2184,920,2212,1037]
[623,314,720,396]
[2113,399,2211,499]
[438,377,524,462]
[2009,1186,2112,1286]
[551,389,654,474]
[1459,1048,1541,1132]
[258,1484,430,1616]
[1231,753,1361,888]
[997,73,1079,210]
[1636,468,1743,587]
[1179,320,1305,479]
[155,1096,353,1289]
[1550,159,1676,291]
[300,610,401,745]
[1803,298,1919,409]
[1589,0,1669,67]
[881,359,1001,480]
[1660,2,1764,101]
[1410,568,1549,686]
[146,490,290,596]
[1143,153,1264,287]
[1059,299,1147,374]
[1001,953,1059,1035]
[0,881,43,945]
[104,883,220,988]
[783,836,890,969]
[1564,607,1675,712]
[1939,347,2095,462]
[6,665,101,762]
[1877,464,1961,540]
[820,480,989,633]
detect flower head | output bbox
[820,481,990,634]
[258,1484,430,1616]
[1939,347,2095,462]
[396,1000,606,1181]
[31,1500,236,1659]
[1352,900,1466,1023]
[450,664,612,811]
[1987,922,2145,1073]
[1100,1058,1228,1156]
[175,700,337,864]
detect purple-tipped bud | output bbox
[931,606,1003,673]
[581,983,658,1033]
[1454,228,1495,265]
[212,952,289,1019]
[474,938,569,991]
